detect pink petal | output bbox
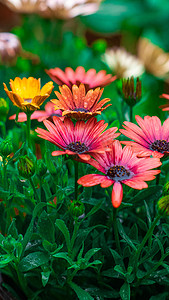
[111,182,123,208]
[77,174,106,187]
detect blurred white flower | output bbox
[0,32,21,64]
[103,48,145,79]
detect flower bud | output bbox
[162,182,169,196]
[17,156,35,179]
[0,98,9,122]
[0,139,13,157]
[157,196,169,217]
[69,200,85,219]
[122,77,142,107]
[36,159,47,177]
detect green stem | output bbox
[2,157,7,191]
[0,122,6,139]
[129,106,133,122]
[29,178,40,203]
[113,207,122,255]
[26,111,32,148]
[134,214,161,272]
[74,160,79,201]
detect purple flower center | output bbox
[107,165,130,181]
[150,139,169,153]
[66,141,88,153]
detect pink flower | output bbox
[120,115,169,158]
[35,117,120,161]
[78,141,161,208]
[9,102,62,122]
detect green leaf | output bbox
[109,249,124,266]
[55,219,71,251]
[69,282,94,300]
[0,254,14,267]
[117,220,137,251]
[7,219,18,240]
[18,251,49,272]
[120,282,130,300]
[84,248,101,263]
[114,265,126,276]
[144,200,152,228]
[129,185,162,205]
[41,270,51,287]
[37,211,55,243]
[42,240,57,253]
[84,200,103,219]
[52,252,73,265]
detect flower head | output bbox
[138,38,169,79]
[120,115,169,158]
[9,102,62,122]
[4,77,54,111]
[46,66,116,91]
[159,93,169,111]
[35,117,120,161]
[52,84,111,121]
[78,141,161,208]
[0,32,21,65]
[2,0,45,14]
[122,77,142,107]
[103,48,144,79]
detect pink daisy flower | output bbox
[78,141,161,208]
[9,102,62,122]
[120,115,169,158]
[46,66,116,91]
[35,117,120,161]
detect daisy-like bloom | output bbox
[159,93,169,111]
[52,83,111,121]
[3,77,54,111]
[138,38,169,79]
[78,141,161,208]
[35,117,120,161]
[0,32,21,65]
[9,102,62,122]
[1,0,45,14]
[46,66,116,91]
[41,0,102,19]
[103,48,144,79]
[120,115,169,158]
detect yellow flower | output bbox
[3,77,53,111]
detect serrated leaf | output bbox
[120,282,130,300]
[69,282,94,300]
[18,252,49,272]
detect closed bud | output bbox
[0,98,9,122]
[36,159,47,177]
[0,139,13,157]
[17,156,35,179]
[69,200,85,219]
[162,182,169,196]
[122,77,142,107]
[157,196,169,217]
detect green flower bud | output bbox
[17,156,35,179]
[162,182,169,196]
[157,196,169,217]
[0,98,9,122]
[2,235,15,252]
[122,77,142,107]
[36,159,47,177]
[69,200,85,219]
[0,139,13,157]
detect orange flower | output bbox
[52,84,111,121]
[3,77,53,111]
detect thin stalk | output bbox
[134,214,161,272]
[29,178,40,203]
[2,157,7,191]
[113,207,122,255]
[129,106,133,122]
[74,160,79,201]
[26,111,32,148]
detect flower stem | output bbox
[129,106,133,122]
[26,111,32,148]
[74,160,79,201]
[29,178,40,203]
[134,214,161,272]
[2,157,7,191]
[113,207,122,255]
[0,122,6,139]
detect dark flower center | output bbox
[73,108,88,113]
[150,139,169,153]
[107,165,130,181]
[66,141,88,153]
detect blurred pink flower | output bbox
[9,102,62,122]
